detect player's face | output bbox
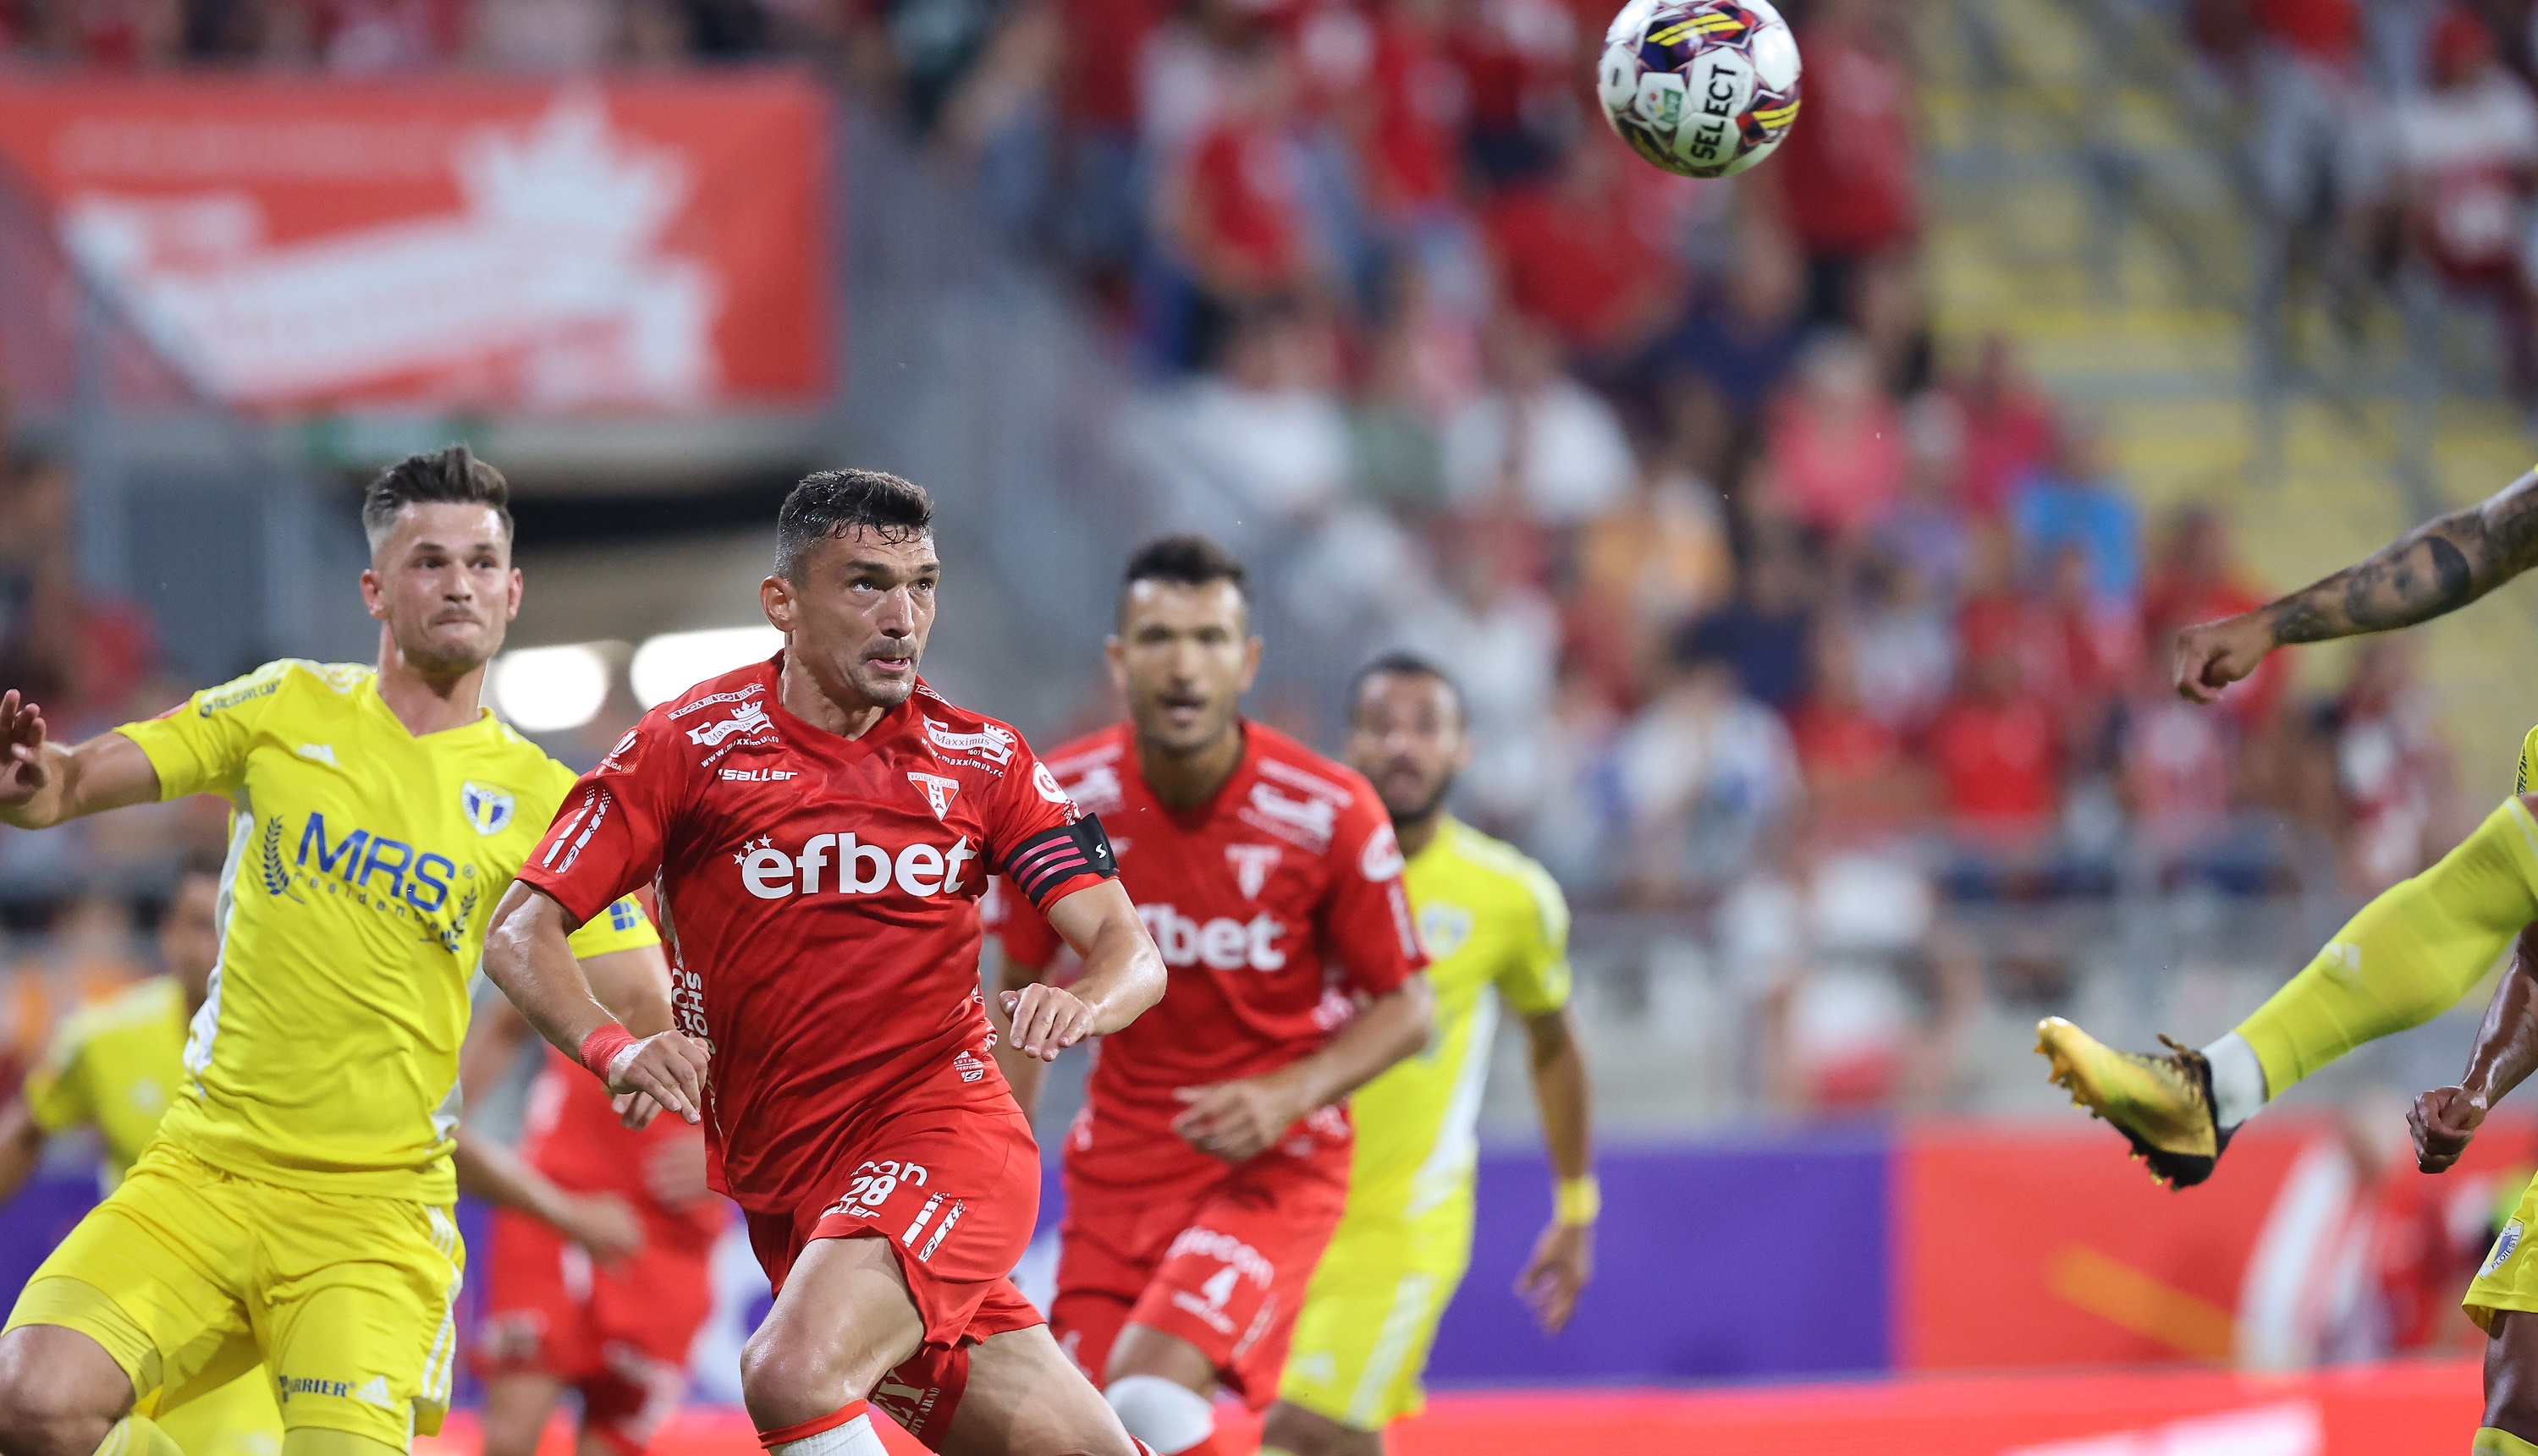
[1346,672,1469,825]
[159,872,221,1004]
[361,503,520,674]
[1107,580,1259,757]
[763,528,939,712]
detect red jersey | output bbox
[516,658,1116,1224]
[995,722,1425,1185]
[518,1046,725,1255]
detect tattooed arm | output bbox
[2173,470,2538,702]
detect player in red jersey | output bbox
[478,471,1169,1456]
[461,915,723,1456]
[994,536,1435,1456]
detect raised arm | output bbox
[2412,925,2538,1173]
[481,882,708,1124]
[0,691,163,829]
[1172,975,1435,1164]
[2176,471,2538,701]
[999,880,1164,1071]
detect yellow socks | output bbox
[2236,797,2538,1101]
[2475,1427,2538,1454]
[92,1416,184,1456]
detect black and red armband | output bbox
[999,814,1117,909]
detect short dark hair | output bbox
[777,469,934,580]
[1119,535,1247,624]
[1349,651,1465,726]
[362,444,513,551]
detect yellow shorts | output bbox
[2469,1172,2538,1333]
[3,1140,464,1448]
[158,1366,284,1456]
[1277,1214,1471,1431]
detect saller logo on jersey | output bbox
[739,832,980,899]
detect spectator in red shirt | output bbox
[1947,334,2057,519]
[1163,39,1324,344]
[1757,333,1907,538]
[2139,506,2288,730]
[1439,0,1582,184]
[1769,0,1917,324]
[1482,133,1690,362]
[1787,626,1930,831]
[1928,633,2062,843]
[1321,0,1465,221]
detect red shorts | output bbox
[741,1097,1046,1448]
[473,1208,717,1456]
[1052,1128,1351,1408]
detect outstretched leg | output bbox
[2043,794,2538,1185]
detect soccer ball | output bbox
[1597,0,1803,179]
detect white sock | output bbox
[1106,1374,1214,1455]
[2202,1032,2269,1132]
[765,1404,890,1456]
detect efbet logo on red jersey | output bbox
[1139,902,1287,971]
[736,832,981,900]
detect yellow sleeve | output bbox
[115,661,296,800]
[565,896,660,958]
[2519,724,2538,796]
[1494,860,1573,1016]
[20,1016,93,1137]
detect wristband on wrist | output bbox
[1554,1173,1601,1227]
[578,1024,637,1083]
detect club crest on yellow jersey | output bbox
[461,781,516,836]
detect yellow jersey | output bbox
[22,975,190,1192]
[1341,816,1571,1235]
[117,660,657,1203]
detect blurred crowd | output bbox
[0,0,2491,1121]
[2199,0,2538,396]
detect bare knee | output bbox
[0,1327,129,1456]
[740,1322,886,1434]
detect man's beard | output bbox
[1385,772,1456,827]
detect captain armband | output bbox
[1001,815,1118,909]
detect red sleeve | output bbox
[982,737,1118,917]
[517,720,685,926]
[1319,792,1427,999]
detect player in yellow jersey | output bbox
[2031,465,2538,1450]
[0,445,669,1456]
[0,855,284,1456]
[1263,654,1596,1456]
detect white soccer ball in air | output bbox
[1598,0,1803,179]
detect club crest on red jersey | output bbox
[1225,843,1281,899]
[907,772,961,820]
